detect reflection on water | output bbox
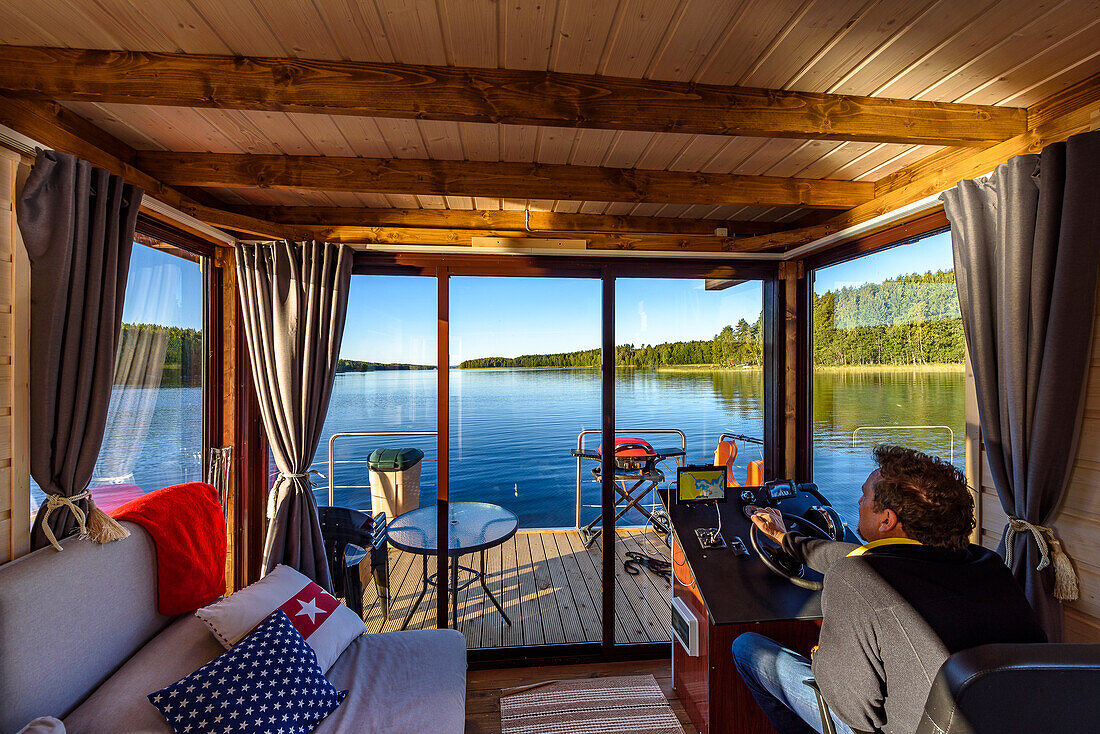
[322,367,765,528]
[30,385,204,510]
[321,367,960,530]
[33,368,964,531]
[813,369,965,523]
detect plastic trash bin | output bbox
[367,447,425,520]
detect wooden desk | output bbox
[669,498,829,734]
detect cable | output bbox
[623,551,672,579]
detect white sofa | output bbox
[0,523,467,734]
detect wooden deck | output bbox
[357,528,672,648]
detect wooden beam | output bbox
[735,73,1100,255]
[705,279,748,291]
[134,152,873,209]
[0,96,290,240]
[305,225,783,253]
[235,206,790,236]
[0,46,1027,147]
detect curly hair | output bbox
[871,445,975,552]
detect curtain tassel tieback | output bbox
[1002,516,1079,601]
[40,490,130,552]
[268,470,326,519]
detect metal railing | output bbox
[326,431,438,507]
[851,425,955,465]
[574,428,687,529]
[719,432,763,446]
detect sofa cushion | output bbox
[64,615,467,734]
[316,629,467,734]
[64,614,223,733]
[148,610,346,734]
[196,564,366,672]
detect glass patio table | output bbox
[387,501,518,631]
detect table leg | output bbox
[479,549,511,625]
[450,553,459,629]
[400,554,430,631]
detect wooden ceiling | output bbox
[0,0,1098,250]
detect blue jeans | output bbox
[732,632,855,734]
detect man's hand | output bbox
[750,506,787,545]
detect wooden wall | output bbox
[970,292,1100,643]
[0,147,29,563]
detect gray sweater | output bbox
[782,534,1045,734]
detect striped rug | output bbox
[499,674,685,734]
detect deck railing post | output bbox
[576,432,583,529]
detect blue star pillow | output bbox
[148,610,347,733]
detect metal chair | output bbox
[577,437,671,547]
[803,679,838,734]
[317,506,389,621]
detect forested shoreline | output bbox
[460,270,964,369]
[113,325,438,387]
[114,270,963,384]
[335,359,435,372]
[812,270,963,366]
[114,323,203,388]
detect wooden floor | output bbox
[358,528,673,648]
[465,657,696,734]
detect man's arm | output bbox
[782,533,860,575]
[750,507,859,574]
[812,573,888,733]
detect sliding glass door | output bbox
[341,257,773,658]
[612,278,765,645]
[309,275,438,632]
[449,276,602,649]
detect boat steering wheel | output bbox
[748,503,847,591]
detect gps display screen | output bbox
[677,465,727,503]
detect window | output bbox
[614,278,764,644]
[810,229,965,526]
[304,275,438,510]
[29,235,208,516]
[451,275,602,646]
[301,257,772,657]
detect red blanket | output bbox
[112,482,227,615]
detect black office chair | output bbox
[916,643,1100,733]
[317,506,389,621]
[805,644,1100,734]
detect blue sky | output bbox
[121,244,203,330]
[341,231,954,365]
[812,230,954,294]
[339,276,765,365]
[122,230,957,364]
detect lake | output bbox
[39,368,965,530]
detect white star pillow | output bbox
[196,565,367,672]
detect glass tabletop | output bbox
[387,501,519,555]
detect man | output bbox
[732,445,1045,734]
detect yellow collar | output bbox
[847,537,923,557]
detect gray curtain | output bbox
[17,149,143,551]
[236,241,352,591]
[941,130,1100,639]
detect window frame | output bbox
[796,209,953,488]
[133,215,223,475]
[350,252,779,664]
[12,215,221,558]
